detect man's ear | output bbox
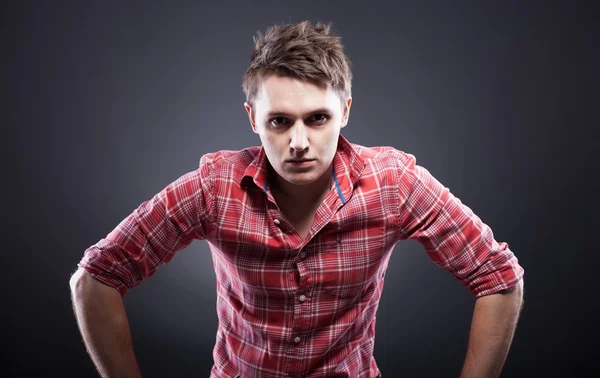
[244,102,258,134]
[341,97,352,128]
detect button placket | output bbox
[287,245,312,374]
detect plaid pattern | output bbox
[78,134,524,377]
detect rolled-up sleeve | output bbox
[395,152,524,298]
[77,154,215,296]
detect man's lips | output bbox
[285,159,316,168]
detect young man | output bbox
[70,21,525,378]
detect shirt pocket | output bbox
[318,226,386,300]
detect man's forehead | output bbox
[260,76,330,97]
[257,76,338,113]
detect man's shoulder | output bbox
[198,146,261,169]
[349,142,415,168]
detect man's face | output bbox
[245,75,352,187]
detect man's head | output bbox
[243,21,353,190]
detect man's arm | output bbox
[70,268,143,378]
[460,278,525,378]
[393,151,526,376]
[71,157,215,375]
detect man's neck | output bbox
[270,165,333,206]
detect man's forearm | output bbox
[70,268,143,378]
[460,278,524,378]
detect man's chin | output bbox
[280,168,329,185]
[282,175,317,186]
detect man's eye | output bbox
[309,114,328,123]
[271,117,288,126]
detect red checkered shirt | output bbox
[78,134,524,377]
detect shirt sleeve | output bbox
[77,153,215,297]
[395,152,524,298]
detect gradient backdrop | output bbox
[4,1,598,377]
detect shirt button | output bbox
[299,295,307,302]
[273,219,280,226]
[294,336,301,343]
[299,251,307,259]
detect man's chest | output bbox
[208,193,397,300]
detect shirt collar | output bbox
[241,134,365,204]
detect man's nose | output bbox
[289,123,309,151]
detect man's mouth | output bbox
[286,159,316,167]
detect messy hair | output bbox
[242,21,353,105]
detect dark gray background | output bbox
[4,1,598,377]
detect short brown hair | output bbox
[243,21,352,105]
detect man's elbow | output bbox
[501,277,524,295]
[69,267,103,294]
[69,267,86,291]
[499,278,525,311]
[70,267,126,299]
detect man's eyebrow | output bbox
[265,108,333,118]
